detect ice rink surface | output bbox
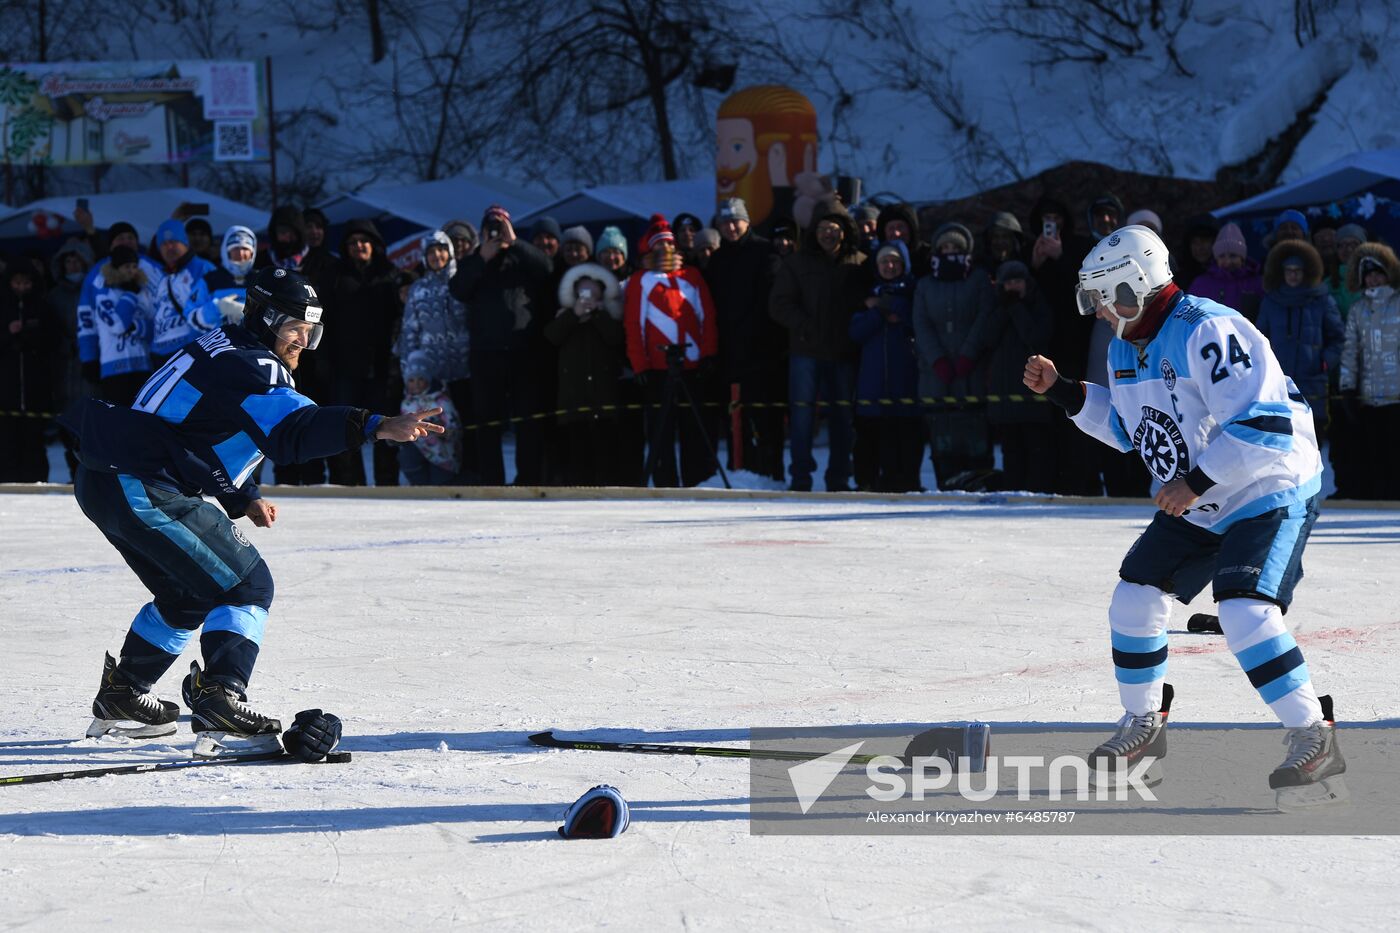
[2,489,1397,931]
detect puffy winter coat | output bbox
[981,281,1054,425]
[450,239,552,355]
[912,256,994,400]
[1340,285,1400,405]
[1256,240,1343,400]
[849,241,919,418]
[769,202,869,361]
[398,231,470,383]
[545,263,625,423]
[1188,260,1264,321]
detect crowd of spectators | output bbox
[0,184,1395,499]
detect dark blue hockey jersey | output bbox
[67,325,374,515]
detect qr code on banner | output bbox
[214,121,253,161]
[206,62,257,119]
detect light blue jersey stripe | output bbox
[118,474,241,589]
[211,432,262,488]
[129,603,195,654]
[1223,421,1294,451]
[155,380,203,424]
[242,387,314,436]
[203,605,269,646]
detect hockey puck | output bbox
[325,751,353,764]
[1187,612,1223,634]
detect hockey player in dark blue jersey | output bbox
[64,267,443,757]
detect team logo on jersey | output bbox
[1133,406,1189,482]
[1160,358,1177,390]
[232,525,251,547]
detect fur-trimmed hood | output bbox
[557,262,622,320]
[1263,238,1324,291]
[1347,241,1400,293]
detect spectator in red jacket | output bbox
[624,214,720,487]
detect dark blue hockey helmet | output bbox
[244,266,324,351]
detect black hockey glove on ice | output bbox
[282,708,343,762]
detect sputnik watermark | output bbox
[788,744,1158,812]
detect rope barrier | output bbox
[1,393,1050,428]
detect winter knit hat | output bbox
[108,221,139,243]
[996,259,1030,285]
[933,222,972,254]
[1274,208,1310,237]
[531,216,562,241]
[1337,223,1367,245]
[673,212,702,231]
[1126,209,1163,235]
[155,218,188,247]
[223,225,257,252]
[403,350,433,382]
[717,198,750,222]
[1213,223,1248,260]
[596,225,628,259]
[184,217,212,238]
[482,204,511,229]
[696,228,721,251]
[638,214,674,255]
[875,242,907,266]
[302,207,329,228]
[561,225,594,252]
[1281,254,1307,270]
[852,204,881,225]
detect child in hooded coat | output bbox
[397,350,464,485]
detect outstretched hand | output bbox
[375,408,446,442]
[1023,354,1059,394]
[246,499,277,527]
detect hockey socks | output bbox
[1217,598,1322,728]
[1108,581,1172,716]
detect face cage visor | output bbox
[267,311,323,351]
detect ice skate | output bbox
[184,661,282,758]
[87,652,180,739]
[1088,683,1173,789]
[1271,695,1348,812]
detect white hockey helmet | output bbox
[1076,224,1174,338]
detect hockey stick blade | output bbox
[1,749,350,786]
[531,730,904,765]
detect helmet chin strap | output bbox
[1114,301,1145,340]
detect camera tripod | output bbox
[642,343,731,489]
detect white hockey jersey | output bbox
[1071,293,1322,531]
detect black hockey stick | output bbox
[0,749,352,786]
[529,729,987,767]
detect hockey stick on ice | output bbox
[529,728,988,768]
[0,749,351,786]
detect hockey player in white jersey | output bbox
[1023,224,1345,810]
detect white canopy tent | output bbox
[0,187,266,242]
[1213,148,1400,217]
[515,178,716,228]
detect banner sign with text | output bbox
[0,60,269,166]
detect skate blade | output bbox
[1276,776,1350,812]
[193,732,283,759]
[86,717,178,739]
[1089,759,1163,789]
